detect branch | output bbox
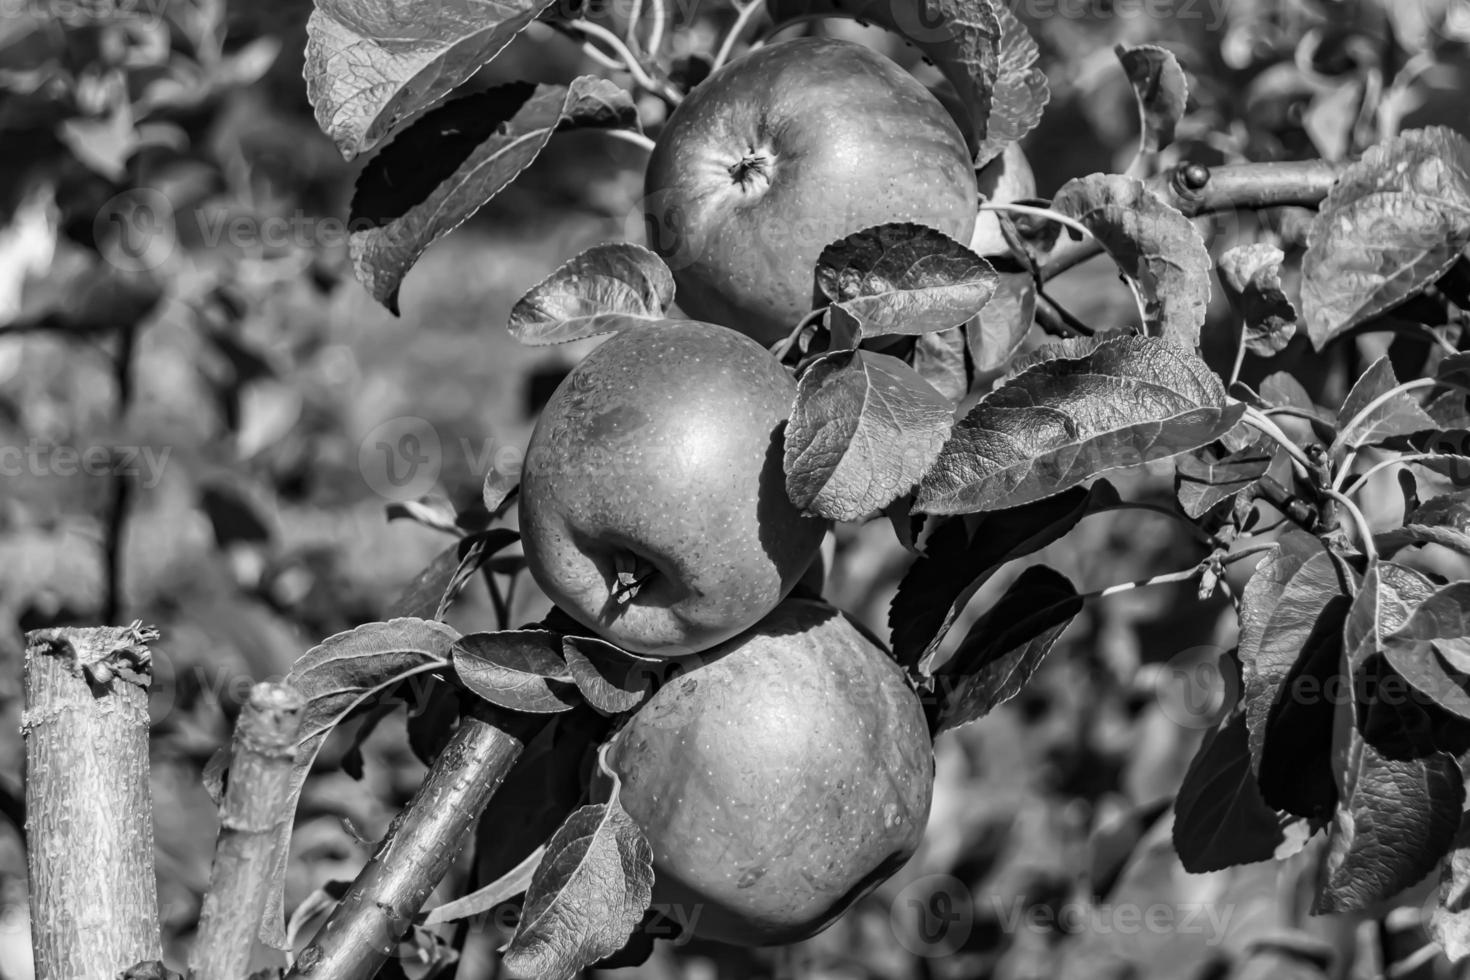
[1039,160,1345,281]
[189,682,306,980]
[24,624,163,977]
[286,704,548,979]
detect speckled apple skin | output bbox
[644,37,980,346]
[519,320,828,657]
[606,599,935,946]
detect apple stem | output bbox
[610,551,657,607]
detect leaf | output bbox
[914,336,1243,514]
[562,636,666,715]
[889,482,1118,670]
[967,270,1036,376]
[390,529,520,621]
[453,631,579,714]
[483,469,519,519]
[348,78,639,312]
[508,244,675,346]
[502,800,654,980]
[1333,355,1436,453]
[814,224,997,339]
[912,326,970,403]
[1259,371,1322,416]
[931,566,1081,733]
[1174,704,1304,873]
[1115,44,1188,156]
[975,4,1048,165]
[1051,174,1212,346]
[262,618,460,947]
[1390,581,1470,675]
[1217,244,1298,355]
[784,349,955,521]
[1175,437,1273,520]
[764,0,1000,158]
[1236,536,1357,820]
[1380,491,1470,558]
[304,0,559,159]
[1301,127,1470,347]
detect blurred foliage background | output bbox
[3,0,1470,976]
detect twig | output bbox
[1229,320,1249,387]
[1086,565,1201,600]
[286,704,548,979]
[713,1,767,73]
[190,683,306,980]
[1036,289,1096,337]
[565,20,681,103]
[644,0,667,60]
[1240,405,1315,478]
[24,624,162,977]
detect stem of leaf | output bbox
[645,0,667,59]
[626,0,643,47]
[1086,566,1200,600]
[978,202,1095,244]
[603,128,656,154]
[1240,405,1314,478]
[1342,453,1444,499]
[567,20,680,103]
[1323,488,1378,563]
[712,0,766,72]
[1229,320,1248,387]
[1036,288,1095,337]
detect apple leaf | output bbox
[1236,535,1356,820]
[502,799,654,980]
[914,336,1242,514]
[913,326,971,403]
[784,349,956,522]
[1301,127,1470,348]
[1259,371,1322,415]
[483,469,520,519]
[1174,436,1273,520]
[262,618,460,947]
[304,0,559,159]
[764,0,999,155]
[424,846,542,925]
[975,4,1048,165]
[1052,174,1212,347]
[1217,244,1298,355]
[889,481,1119,671]
[509,244,675,346]
[967,269,1037,378]
[453,630,579,714]
[931,565,1081,734]
[1174,701,1306,873]
[349,78,639,313]
[1333,355,1437,455]
[815,223,998,339]
[1379,491,1470,560]
[1115,44,1188,157]
[562,636,666,715]
[1389,581,1470,674]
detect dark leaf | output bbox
[1333,355,1436,454]
[508,243,675,346]
[1301,127,1470,347]
[562,636,666,715]
[815,224,997,339]
[915,336,1242,514]
[889,482,1118,670]
[975,4,1048,165]
[349,79,639,312]
[785,349,955,521]
[966,269,1036,378]
[1175,437,1273,520]
[1217,244,1298,355]
[1115,44,1188,156]
[453,631,579,714]
[304,0,559,158]
[502,800,654,980]
[931,566,1081,733]
[1051,174,1211,346]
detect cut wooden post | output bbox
[24,624,163,979]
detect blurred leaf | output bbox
[1302,127,1470,348]
[931,565,1081,733]
[454,631,578,714]
[1051,174,1211,346]
[1115,44,1188,157]
[966,269,1036,377]
[785,349,955,522]
[815,223,997,339]
[264,619,460,947]
[1333,355,1436,454]
[304,0,560,158]
[912,325,970,403]
[562,636,665,715]
[765,0,1000,157]
[915,336,1241,514]
[1175,437,1273,519]
[1174,704,1303,873]
[1218,244,1298,355]
[389,529,519,621]
[386,496,459,535]
[503,800,654,980]
[509,244,675,346]
[1434,819,1470,963]
[200,481,274,547]
[349,78,638,312]
[889,481,1118,670]
[975,4,1048,165]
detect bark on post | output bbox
[23,624,163,979]
[189,682,306,980]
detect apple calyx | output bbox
[608,551,657,609]
[727,150,774,192]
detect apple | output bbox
[968,142,1037,257]
[603,598,934,946]
[518,320,828,657]
[644,36,979,346]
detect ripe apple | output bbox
[518,320,828,657]
[968,142,1037,256]
[644,37,979,346]
[604,598,934,946]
